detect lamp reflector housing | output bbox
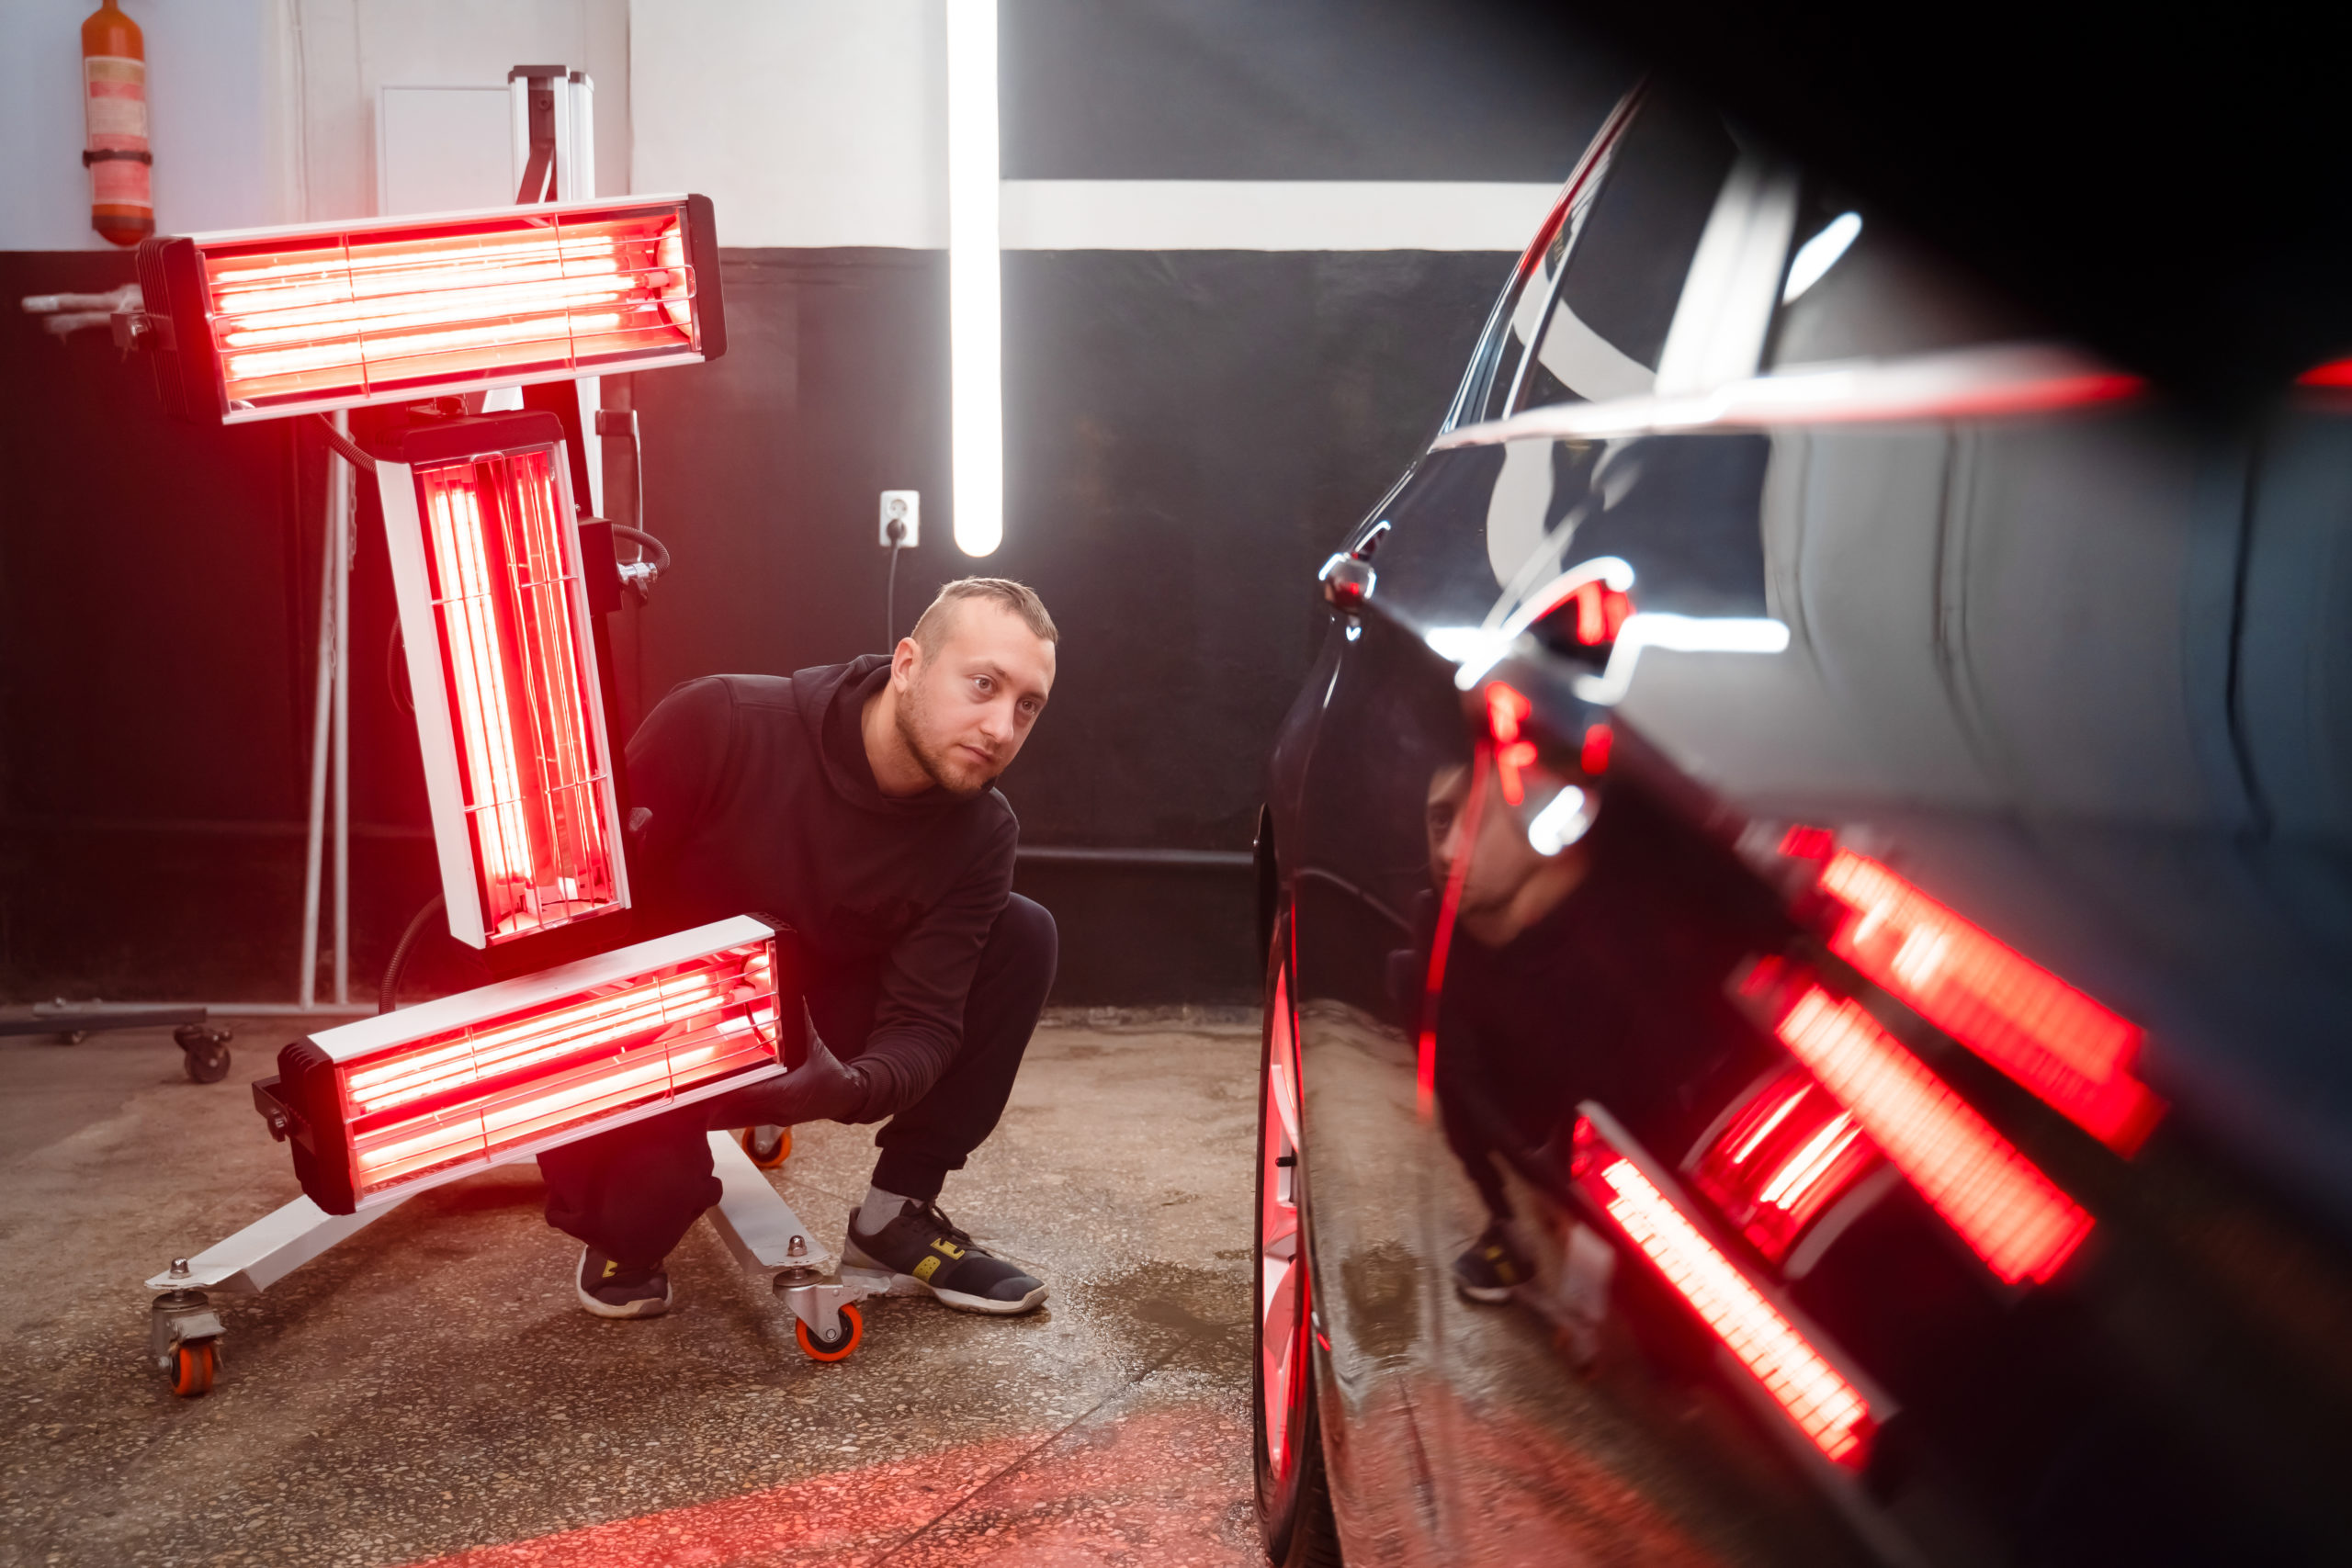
[267,916,787,1214]
[134,194,724,423]
[379,412,626,948]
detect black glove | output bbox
[704,1033,872,1131]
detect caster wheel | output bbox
[796,1301,862,1362]
[170,1341,217,1397]
[176,1025,232,1084]
[741,1124,791,1168]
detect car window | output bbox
[1765,185,2044,367]
[1516,95,1737,409]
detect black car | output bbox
[1250,79,2352,1567]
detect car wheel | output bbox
[1253,914,1343,1566]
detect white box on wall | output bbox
[376,85,514,215]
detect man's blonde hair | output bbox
[910,578,1059,655]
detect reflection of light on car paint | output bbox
[1449,556,1638,690]
[1484,682,1537,805]
[1417,747,1490,1117]
[1424,626,1490,662]
[1775,987,2093,1286]
[1525,784,1593,855]
[1801,840,2164,1154]
[1572,614,1792,705]
[1573,1113,1883,1470]
[1782,211,1862,303]
[1695,1068,1885,1266]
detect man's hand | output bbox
[703,1035,872,1130]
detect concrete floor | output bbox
[0,1016,1264,1567]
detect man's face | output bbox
[892,602,1057,795]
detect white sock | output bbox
[857,1184,913,1234]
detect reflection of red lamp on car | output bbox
[1803,841,2164,1153]
[1724,827,2153,1289]
[1574,1106,1891,1472]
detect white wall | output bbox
[0,0,283,247]
[629,0,947,248]
[0,0,629,250]
[289,0,630,223]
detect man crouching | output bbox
[539,578,1059,1318]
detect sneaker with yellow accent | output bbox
[575,1245,673,1319]
[842,1198,1046,1315]
[1453,1221,1533,1304]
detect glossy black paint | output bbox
[1261,89,2352,1567]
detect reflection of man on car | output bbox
[1419,749,1775,1305]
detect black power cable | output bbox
[379,893,445,1013]
[884,518,906,648]
[312,412,377,471]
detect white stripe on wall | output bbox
[999,180,1558,252]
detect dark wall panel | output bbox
[991,249,1506,852]
[1004,0,1626,181]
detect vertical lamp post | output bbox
[946,0,1003,558]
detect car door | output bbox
[1275,85,1891,1564]
[1364,84,2352,1568]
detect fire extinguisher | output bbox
[81,0,152,246]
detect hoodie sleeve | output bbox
[622,676,737,880]
[842,809,1019,1119]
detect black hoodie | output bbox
[623,656,1019,1119]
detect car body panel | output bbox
[1263,80,2352,1568]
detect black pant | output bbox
[539,894,1057,1266]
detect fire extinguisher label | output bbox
[84,54,151,206]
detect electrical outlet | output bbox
[879,490,920,548]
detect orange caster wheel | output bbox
[171,1341,217,1397]
[741,1124,791,1168]
[796,1301,862,1361]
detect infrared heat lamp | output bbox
[130,194,723,423]
[379,411,626,948]
[1573,1104,1894,1472]
[164,918,876,1381]
[256,916,788,1216]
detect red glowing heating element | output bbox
[1775,987,2093,1285]
[268,916,786,1213]
[133,195,723,423]
[1693,1066,1883,1265]
[384,415,624,947]
[1574,1111,1883,1468]
[1811,846,2162,1153]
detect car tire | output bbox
[1253,913,1344,1567]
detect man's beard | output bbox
[895,685,996,796]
